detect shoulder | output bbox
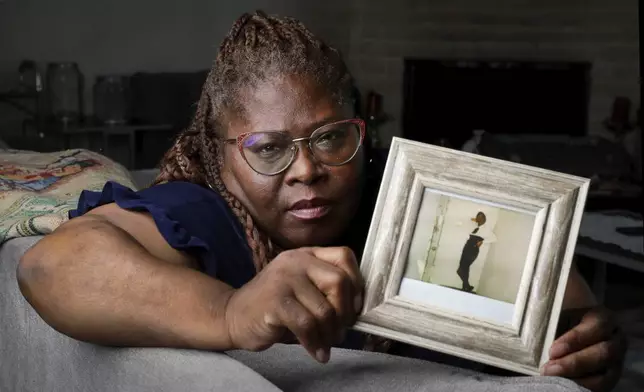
[70,180,256,287]
[481,225,495,233]
[71,180,238,244]
[135,180,241,234]
[138,181,228,208]
[72,180,233,230]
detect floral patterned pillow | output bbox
[0,148,136,243]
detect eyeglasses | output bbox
[224,118,366,176]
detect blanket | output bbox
[0,149,137,243]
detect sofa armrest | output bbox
[1,237,279,392]
[2,237,588,392]
[229,342,588,392]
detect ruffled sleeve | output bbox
[69,181,256,288]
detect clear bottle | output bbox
[18,60,41,93]
[47,62,83,124]
[94,75,129,125]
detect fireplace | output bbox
[402,59,592,149]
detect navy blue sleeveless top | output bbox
[68,176,489,371]
[69,180,256,289]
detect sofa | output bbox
[1,239,590,391]
[0,164,591,391]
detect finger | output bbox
[275,295,329,363]
[550,308,615,359]
[542,339,617,378]
[305,258,356,327]
[309,246,363,290]
[310,247,364,312]
[291,277,342,348]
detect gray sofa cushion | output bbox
[1,236,587,391]
[130,168,161,189]
[230,345,586,392]
[1,237,280,392]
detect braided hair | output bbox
[155,11,354,273]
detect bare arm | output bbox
[555,259,600,337]
[17,203,235,350]
[545,260,626,392]
[561,260,597,310]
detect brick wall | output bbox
[346,0,640,146]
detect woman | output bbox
[456,211,496,292]
[18,11,625,392]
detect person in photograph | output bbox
[17,11,626,392]
[456,211,497,292]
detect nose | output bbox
[284,143,325,186]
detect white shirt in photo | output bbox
[456,220,497,245]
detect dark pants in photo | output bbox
[457,235,482,291]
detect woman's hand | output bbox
[224,246,363,363]
[542,307,628,392]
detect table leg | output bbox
[129,130,136,170]
[102,132,109,158]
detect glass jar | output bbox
[18,60,42,93]
[94,75,129,125]
[47,62,83,124]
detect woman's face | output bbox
[220,75,364,249]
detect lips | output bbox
[288,198,332,220]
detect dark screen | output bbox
[403,59,591,148]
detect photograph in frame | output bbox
[400,189,537,326]
[355,137,590,375]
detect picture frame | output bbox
[354,137,590,375]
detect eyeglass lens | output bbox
[240,121,362,175]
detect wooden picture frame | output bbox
[354,137,590,375]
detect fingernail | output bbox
[542,364,563,376]
[549,342,569,359]
[354,294,363,313]
[316,348,330,363]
